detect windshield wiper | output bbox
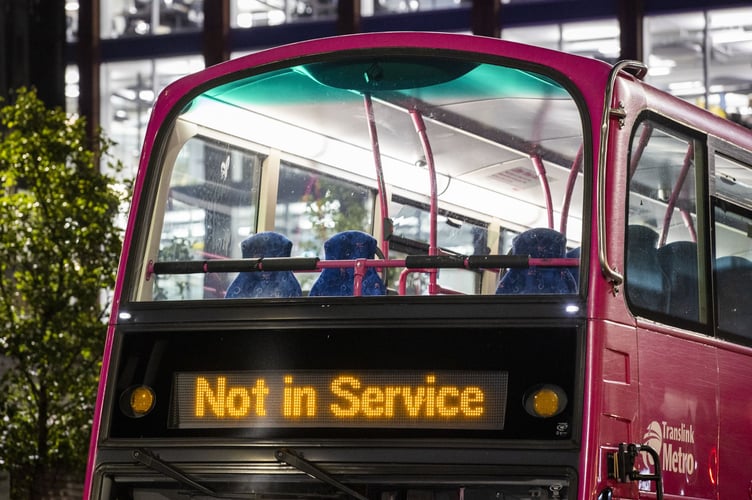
[135,449,232,496]
[274,449,369,500]
[134,449,251,499]
[133,449,339,500]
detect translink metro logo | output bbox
[643,420,697,475]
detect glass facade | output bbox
[229,0,469,26]
[645,8,752,129]
[231,0,332,28]
[61,2,752,182]
[364,0,468,16]
[101,56,204,178]
[102,0,204,38]
[502,19,620,62]
[69,0,473,33]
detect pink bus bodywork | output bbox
[85,32,752,500]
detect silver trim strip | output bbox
[597,60,648,289]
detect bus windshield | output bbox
[138,51,585,301]
[106,474,572,500]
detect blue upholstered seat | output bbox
[625,225,668,313]
[309,230,386,296]
[657,240,699,321]
[566,246,581,286]
[716,255,752,272]
[496,228,577,294]
[225,232,302,298]
[716,256,752,339]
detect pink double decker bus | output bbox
[85,32,752,500]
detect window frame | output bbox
[625,111,711,333]
[709,136,752,346]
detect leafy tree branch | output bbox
[0,88,128,500]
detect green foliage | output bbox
[0,88,127,499]
[153,237,193,300]
[298,178,372,289]
[303,177,371,247]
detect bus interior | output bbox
[137,53,586,301]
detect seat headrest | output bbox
[627,225,660,248]
[323,230,377,259]
[511,227,567,258]
[240,231,293,258]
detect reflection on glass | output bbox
[154,138,262,300]
[277,163,374,257]
[276,163,375,291]
[388,196,489,294]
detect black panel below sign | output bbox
[108,326,581,442]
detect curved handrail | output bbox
[658,142,694,247]
[531,154,554,229]
[409,109,440,294]
[363,93,390,259]
[597,60,648,288]
[559,143,583,235]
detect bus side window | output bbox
[388,196,490,295]
[712,150,752,342]
[627,118,703,323]
[153,137,263,301]
[715,255,752,340]
[275,162,376,293]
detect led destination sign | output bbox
[171,370,508,430]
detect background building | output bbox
[3,0,752,178]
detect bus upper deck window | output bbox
[140,51,585,300]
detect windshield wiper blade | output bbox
[134,449,348,500]
[274,449,369,500]
[133,449,253,499]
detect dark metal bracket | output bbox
[607,443,664,500]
